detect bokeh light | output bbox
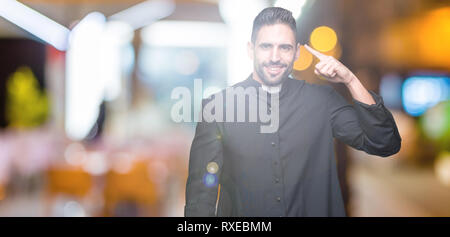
[310,26,338,52]
[293,45,313,71]
[380,7,450,70]
[63,200,86,217]
[203,173,218,188]
[206,162,219,174]
[380,73,403,109]
[82,152,108,176]
[402,76,450,117]
[434,151,450,187]
[64,142,87,166]
[322,42,342,59]
[421,100,450,151]
[416,7,450,69]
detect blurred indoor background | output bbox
[0,0,449,216]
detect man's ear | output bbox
[247,41,254,60]
[295,43,301,61]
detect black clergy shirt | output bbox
[184,74,402,217]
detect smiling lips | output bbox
[265,64,285,76]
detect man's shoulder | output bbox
[230,79,251,88]
[202,78,335,102]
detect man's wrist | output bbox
[344,73,357,86]
[344,74,376,105]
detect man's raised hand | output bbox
[304,44,355,85]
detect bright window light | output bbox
[109,0,175,30]
[219,0,270,86]
[274,0,308,19]
[65,12,107,140]
[141,21,227,48]
[0,0,70,50]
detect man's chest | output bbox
[220,97,329,166]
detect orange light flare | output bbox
[380,7,450,70]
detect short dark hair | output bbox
[251,7,298,44]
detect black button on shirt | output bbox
[185,75,401,217]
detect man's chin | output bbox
[261,74,284,86]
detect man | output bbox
[185,7,401,217]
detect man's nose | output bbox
[270,48,281,62]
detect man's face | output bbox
[249,24,300,86]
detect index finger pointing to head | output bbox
[304,44,326,61]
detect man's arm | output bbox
[344,74,376,105]
[305,44,401,156]
[327,87,401,157]
[185,98,223,217]
[304,44,376,105]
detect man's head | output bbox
[248,7,300,86]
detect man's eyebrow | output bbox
[257,43,294,48]
[279,44,294,48]
[258,42,273,46]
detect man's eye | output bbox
[280,46,292,51]
[260,44,271,49]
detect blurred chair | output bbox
[44,167,93,216]
[103,161,160,216]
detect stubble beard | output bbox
[255,60,295,87]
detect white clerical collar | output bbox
[261,83,282,94]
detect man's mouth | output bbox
[264,64,285,76]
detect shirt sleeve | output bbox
[327,88,402,157]
[184,98,223,217]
